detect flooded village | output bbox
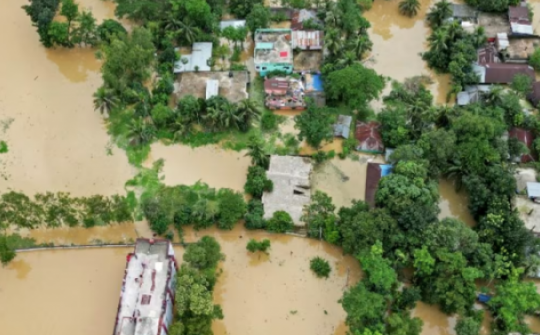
[2,0,540,335]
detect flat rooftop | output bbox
[114,239,176,335]
[174,71,249,103]
[254,29,293,66]
[173,42,213,73]
[262,155,312,226]
[265,77,305,109]
[293,50,323,71]
[478,13,510,38]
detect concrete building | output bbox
[254,29,293,76]
[262,155,312,226]
[113,239,178,335]
[173,42,213,73]
[264,76,306,110]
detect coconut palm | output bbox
[245,136,269,168]
[177,21,199,46]
[426,0,451,29]
[93,86,118,114]
[324,28,343,59]
[128,118,156,146]
[428,29,449,54]
[399,0,421,17]
[351,35,373,59]
[237,99,261,131]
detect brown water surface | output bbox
[0,225,361,335]
[438,179,476,226]
[0,0,135,196]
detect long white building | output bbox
[113,239,178,335]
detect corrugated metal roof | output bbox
[355,121,384,153]
[220,20,246,30]
[509,127,536,163]
[482,63,534,84]
[205,79,219,100]
[333,115,352,138]
[291,30,323,50]
[510,22,534,35]
[527,182,540,198]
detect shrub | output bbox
[245,199,266,229]
[246,238,271,253]
[310,256,331,278]
[0,141,7,153]
[266,210,294,233]
[216,189,247,230]
[530,48,540,71]
[244,166,273,198]
[261,111,279,132]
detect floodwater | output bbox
[438,179,476,227]
[147,143,251,192]
[0,0,135,196]
[364,0,451,107]
[0,225,362,335]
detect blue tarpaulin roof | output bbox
[311,74,323,91]
[380,164,393,177]
[478,293,492,303]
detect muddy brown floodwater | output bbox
[0,225,362,335]
[0,0,135,196]
[438,179,476,227]
[364,0,451,107]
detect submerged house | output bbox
[173,42,213,73]
[474,62,535,84]
[457,85,492,105]
[527,182,540,202]
[365,163,393,208]
[254,29,293,76]
[262,155,312,226]
[355,121,384,154]
[264,77,305,110]
[113,239,178,335]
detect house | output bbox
[333,115,352,139]
[509,127,536,163]
[474,62,535,84]
[509,6,533,36]
[264,77,305,110]
[173,42,213,73]
[452,4,478,22]
[477,44,500,65]
[355,121,384,154]
[254,29,293,76]
[291,9,322,30]
[112,239,178,335]
[262,155,313,226]
[205,79,219,100]
[291,30,324,50]
[527,81,540,107]
[365,163,393,208]
[220,20,246,30]
[457,85,492,105]
[527,182,540,202]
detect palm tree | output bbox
[245,136,269,168]
[351,35,373,59]
[399,0,421,17]
[236,99,261,131]
[426,0,451,29]
[428,29,449,54]
[335,51,358,69]
[324,28,343,59]
[128,118,156,146]
[177,21,198,46]
[93,86,118,114]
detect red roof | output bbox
[264,78,289,95]
[355,121,384,153]
[365,163,382,208]
[484,63,535,84]
[509,127,536,163]
[477,44,499,66]
[509,6,531,24]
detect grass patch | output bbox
[0,141,8,154]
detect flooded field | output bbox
[0,0,135,196]
[147,143,251,192]
[364,0,451,107]
[0,225,361,335]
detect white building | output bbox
[113,239,178,335]
[173,42,213,73]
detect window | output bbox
[256,66,260,70]
[262,67,267,70]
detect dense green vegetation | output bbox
[246,238,271,253]
[310,256,331,278]
[0,141,7,154]
[0,191,134,229]
[464,0,519,12]
[0,234,44,265]
[170,236,224,335]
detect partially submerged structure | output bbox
[254,29,293,76]
[173,42,213,73]
[113,239,178,335]
[174,71,249,103]
[509,127,536,163]
[291,9,322,30]
[474,62,535,84]
[457,85,492,105]
[478,13,511,39]
[291,30,323,50]
[365,163,393,208]
[262,155,313,226]
[264,76,305,110]
[499,35,540,63]
[508,6,533,36]
[355,121,384,154]
[333,115,352,139]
